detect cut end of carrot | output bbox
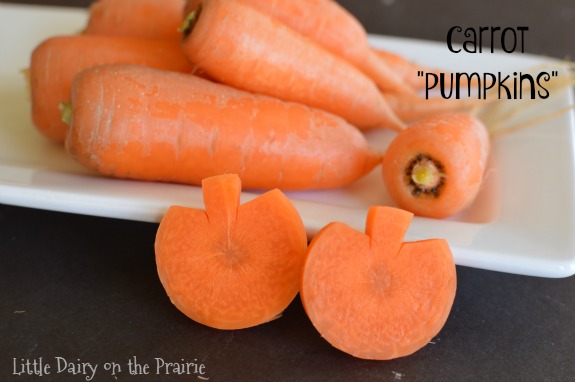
[155,173,308,330]
[301,206,456,360]
[408,154,446,197]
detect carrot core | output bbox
[406,154,445,197]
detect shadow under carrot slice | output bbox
[155,173,308,330]
[301,206,457,360]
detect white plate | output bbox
[1,4,574,278]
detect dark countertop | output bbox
[1,1,574,381]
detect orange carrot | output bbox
[373,48,436,90]
[183,0,414,96]
[384,93,483,123]
[180,0,405,131]
[301,206,457,360]
[155,173,308,329]
[84,0,185,41]
[382,113,490,219]
[65,63,381,190]
[373,48,481,91]
[29,35,193,142]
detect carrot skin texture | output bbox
[384,93,483,123]
[372,48,431,90]
[382,113,490,219]
[373,48,480,91]
[301,206,457,360]
[84,0,185,41]
[155,174,308,330]
[181,0,405,131]
[65,64,380,190]
[29,35,193,142]
[183,0,413,95]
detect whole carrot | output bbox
[183,0,414,96]
[180,0,405,131]
[84,0,185,41]
[65,64,381,190]
[382,113,490,219]
[29,35,193,142]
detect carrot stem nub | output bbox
[59,101,72,125]
[201,174,241,227]
[365,206,412,254]
[180,4,202,39]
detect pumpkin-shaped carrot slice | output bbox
[155,174,308,330]
[301,206,457,360]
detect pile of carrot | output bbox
[27,0,482,197]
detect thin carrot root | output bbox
[301,206,457,360]
[476,61,575,137]
[155,173,308,330]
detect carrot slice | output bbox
[382,113,490,219]
[65,63,380,190]
[84,0,185,41]
[301,206,457,360]
[180,0,405,131]
[155,174,308,330]
[29,35,193,142]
